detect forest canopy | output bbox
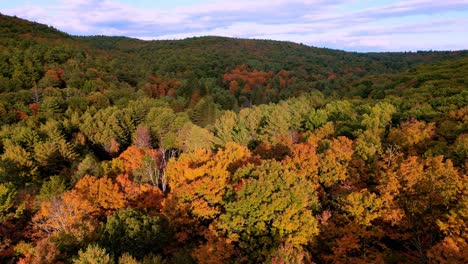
[0,14,467,263]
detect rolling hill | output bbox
[1,13,466,94]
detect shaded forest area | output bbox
[0,14,467,263]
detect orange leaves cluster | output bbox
[17,238,61,264]
[223,64,274,93]
[33,173,163,241]
[33,191,98,240]
[388,120,436,150]
[166,142,252,220]
[379,155,463,217]
[33,175,125,239]
[28,103,39,115]
[428,194,468,263]
[322,222,386,264]
[116,174,163,211]
[191,226,237,264]
[223,65,295,94]
[118,146,159,173]
[73,175,126,213]
[282,142,319,181]
[141,75,179,98]
[162,142,254,248]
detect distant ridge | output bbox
[0,13,466,94]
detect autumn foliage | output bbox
[1,14,467,263]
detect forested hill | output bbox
[1,13,468,263]
[77,35,462,78]
[1,13,466,97]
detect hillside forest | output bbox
[0,14,467,263]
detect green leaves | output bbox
[99,209,167,259]
[213,111,250,147]
[305,108,328,131]
[218,160,319,261]
[0,182,24,222]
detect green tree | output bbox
[259,104,291,143]
[0,182,24,222]
[38,175,67,202]
[218,160,320,261]
[177,123,214,152]
[100,209,167,259]
[304,108,328,131]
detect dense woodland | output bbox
[0,14,467,263]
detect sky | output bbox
[1,0,468,52]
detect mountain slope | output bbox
[0,13,467,110]
[79,35,467,78]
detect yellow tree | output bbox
[166,142,252,219]
[163,142,253,245]
[375,154,464,262]
[217,160,320,262]
[318,136,354,187]
[428,191,468,263]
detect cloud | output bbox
[2,0,468,51]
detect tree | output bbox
[304,108,328,131]
[100,209,167,259]
[115,174,163,211]
[144,106,190,150]
[133,125,152,148]
[188,96,221,127]
[163,142,253,247]
[73,175,126,213]
[1,141,37,182]
[283,141,319,181]
[375,154,464,262]
[73,245,112,264]
[318,136,354,187]
[319,221,386,263]
[191,225,237,264]
[37,175,67,202]
[354,102,396,160]
[118,253,139,264]
[0,182,24,223]
[428,192,468,263]
[213,111,243,146]
[33,191,98,241]
[177,122,214,152]
[117,146,171,191]
[217,160,320,261]
[166,142,252,220]
[38,69,64,88]
[269,243,312,264]
[387,120,436,152]
[259,104,292,143]
[118,146,153,174]
[17,238,61,264]
[344,189,385,226]
[75,154,103,180]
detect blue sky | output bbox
[1,0,467,52]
